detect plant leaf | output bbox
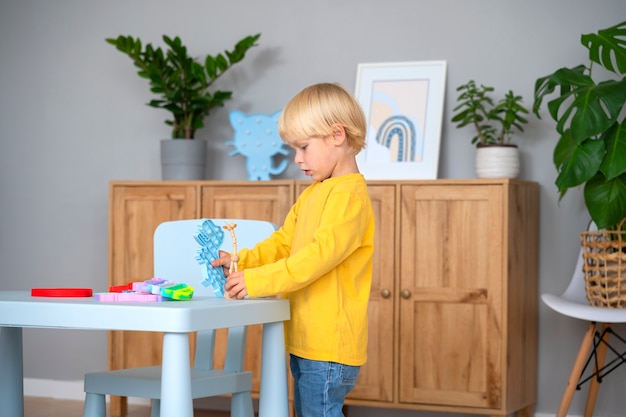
[600,122,626,180]
[568,79,626,140]
[533,65,587,117]
[205,55,217,79]
[582,21,626,75]
[555,133,605,191]
[584,172,626,229]
[541,73,626,140]
[553,129,574,170]
[215,54,228,72]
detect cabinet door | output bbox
[109,184,198,415]
[398,184,504,409]
[200,181,294,395]
[201,181,293,225]
[347,184,395,402]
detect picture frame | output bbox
[355,60,447,179]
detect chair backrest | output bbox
[153,218,277,297]
[561,221,597,303]
[153,218,277,371]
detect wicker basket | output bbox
[580,222,626,308]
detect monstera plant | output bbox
[533,21,626,231]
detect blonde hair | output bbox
[278,83,367,154]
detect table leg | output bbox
[160,332,193,417]
[259,321,289,417]
[0,326,24,417]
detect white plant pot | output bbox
[475,145,520,179]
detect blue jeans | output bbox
[289,354,360,417]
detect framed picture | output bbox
[355,61,447,179]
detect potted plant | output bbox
[451,80,529,178]
[533,21,626,231]
[106,33,261,179]
[533,20,626,307]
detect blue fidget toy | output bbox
[194,219,227,297]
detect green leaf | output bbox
[533,65,587,117]
[544,70,594,131]
[582,21,626,75]
[584,172,626,229]
[568,79,626,140]
[205,56,217,79]
[553,129,573,170]
[212,90,232,105]
[133,38,142,56]
[555,134,605,191]
[600,122,626,180]
[215,54,228,72]
[538,69,626,140]
[228,33,261,64]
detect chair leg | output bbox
[556,322,596,417]
[584,323,611,417]
[83,393,106,417]
[231,391,254,417]
[150,398,161,417]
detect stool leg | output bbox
[83,393,106,417]
[150,399,161,417]
[584,323,611,417]
[556,322,596,417]
[231,391,254,417]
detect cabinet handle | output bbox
[401,289,411,299]
[381,289,391,299]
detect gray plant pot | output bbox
[160,139,207,180]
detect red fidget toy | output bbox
[31,288,93,297]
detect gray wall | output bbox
[1,1,625,416]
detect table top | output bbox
[0,291,289,333]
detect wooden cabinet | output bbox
[109,179,538,417]
[343,180,539,417]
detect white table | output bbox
[0,291,290,417]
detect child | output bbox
[212,82,374,417]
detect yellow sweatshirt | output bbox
[238,173,374,366]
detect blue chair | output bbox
[82,219,277,417]
[542,221,626,417]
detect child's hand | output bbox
[225,271,248,299]
[211,250,232,276]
